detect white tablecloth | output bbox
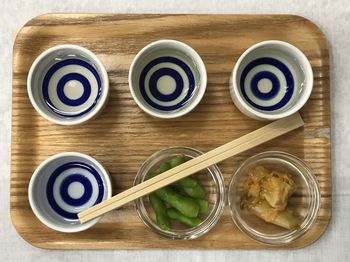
[1,0,348,261]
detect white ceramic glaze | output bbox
[28,152,112,233]
[129,40,207,118]
[27,45,109,125]
[230,40,313,120]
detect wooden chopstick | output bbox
[78,113,304,223]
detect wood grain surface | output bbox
[10,14,331,249]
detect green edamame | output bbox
[147,171,158,179]
[183,184,205,199]
[172,176,197,188]
[159,162,171,173]
[195,199,209,214]
[169,156,197,188]
[155,186,199,218]
[167,208,201,227]
[146,155,209,230]
[148,160,196,189]
[170,155,186,168]
[149,193,170,230]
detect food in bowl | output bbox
[228,151,321,245]
[147,155,208,230]
[134,147,225,240]
[240,166,299,229]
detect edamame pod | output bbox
[149,193,170,230]
[167,208,201,227]
[147,171,158,179]
[195,199,209,214]
[155,186,200,218]
[172,177,197,188]
[159,162,171,173]
[170,155,186,168]
[170,156,197,188]
[183,184,205,199]
[150,161,196,188]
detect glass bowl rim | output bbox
[227,150,321,245]
[133,146,226,240]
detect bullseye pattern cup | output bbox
[27,44,109,125]
[28,152,112,232]
[129,40,207,118]
[230,40,313,120]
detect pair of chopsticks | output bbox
[78,113,304,224]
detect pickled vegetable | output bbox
[242,199,299,230]
[241,166,299,229]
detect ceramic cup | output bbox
[129,40,207,118]
[230,40,313,120]
[27,44,109,125]
[28,152,112,232]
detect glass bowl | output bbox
[134,147,225,240]
[228,151,320,245]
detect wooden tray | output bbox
[11,14,331,249]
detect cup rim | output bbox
[227,151,321,245]
[230,40,313,120]
[128,39,207,119]
[133,146,225,239]
[28,152,112,233]
[27,44,109,125]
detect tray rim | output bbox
[10,13,332,250]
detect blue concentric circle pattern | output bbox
[240,57,295,111]
[59,174,93,206]
[42,58,102,117]
[46,162,104,220]
[139,56,196,111]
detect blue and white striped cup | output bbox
[28,152,112,232]
[129,40,207,118]
[27,45,109,125]
[230,40,313,120]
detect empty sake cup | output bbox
[27,44,109,125]
[28,152,112,232]
[230,40,313,120]
[129,40,207,118]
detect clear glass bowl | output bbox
[134,147,225,240]
[228,151,320,245]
